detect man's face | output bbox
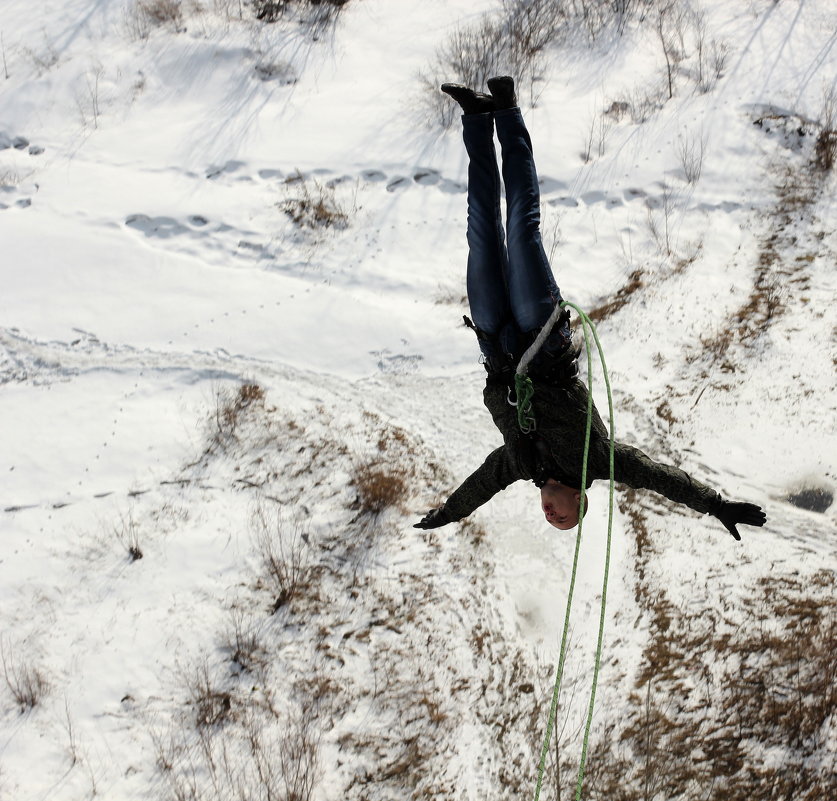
[540,480,581,530]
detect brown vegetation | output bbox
[582,492,837,801]
[281,172,351,231]
[587,269,644,323]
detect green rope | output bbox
[514,373,537,433]
[531,301,616,801]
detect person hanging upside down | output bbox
[414,76,766,539]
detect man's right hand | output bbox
[414,507,451,530]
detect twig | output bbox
[1,31,8,80]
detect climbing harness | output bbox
[516,301,616,801]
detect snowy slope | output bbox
[2,0,836,799]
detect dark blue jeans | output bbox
[463,107,567,361]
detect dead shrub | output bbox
[280,172,350,231]
[814,128,837,172]
[160,702,320,801]
[350,460,408,516]
[210,381,265,448]
[1,641,49,712]
[677,132,706,184]
[421,0,564,129]
[268,707,320,801]
[114,508,143,562]
[186,661,233,728]
[813,88,837,173]
[252,0,349,31]
[422,0,664,129]
[252,500,315,613]
[221,609,265,673]
[142,0,182,24]
[128,0,182,36]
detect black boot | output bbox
[487,75,517,110]
[441,83,495,115]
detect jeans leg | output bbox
[494,108,563,337]
[462,113,516,357]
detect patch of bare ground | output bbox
[586,251,700,326]
[694,109,833,378]
[582,490,837,800]
[587,268,645,324]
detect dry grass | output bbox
[0,168,20,188]
[280,171,351,231]
[253,0,349,29]
[209,381,266,450]
[347,413,415,518]
[159,699,320,801]
[140,0,182,25]
[221,609,265,674]
[350,461,408,516]
[811,87,837,173]
[586,269,644,323]
[126,0,182,37]
[186,660,233,728]
[252,501,317,613]
[113,508,143,562]
[1,641,49,712]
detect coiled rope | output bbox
[515,301,616,801]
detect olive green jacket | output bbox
[441,376,721,523]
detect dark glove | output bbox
[413,507,451,530]
[712,499,767,541]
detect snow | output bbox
[2,0,837,799]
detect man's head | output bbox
[540,479,586,530]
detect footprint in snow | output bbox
[386,176,409,192]
[580,190,608,205]
[548,196,579,207]
[437,178,466,194]
[538,176,568,194]
[124,213,273,261]
[126,214,190,239]
[206,160,247,180]
[0,131,44,155]
[413,168,441,186]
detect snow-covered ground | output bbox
[2,1,836,799]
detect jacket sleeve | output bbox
[611,442,721,515]
[441,445,523,522]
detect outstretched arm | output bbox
[414,445,522,529]
[611,442,766,540]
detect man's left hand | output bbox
[712,500,767,541]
